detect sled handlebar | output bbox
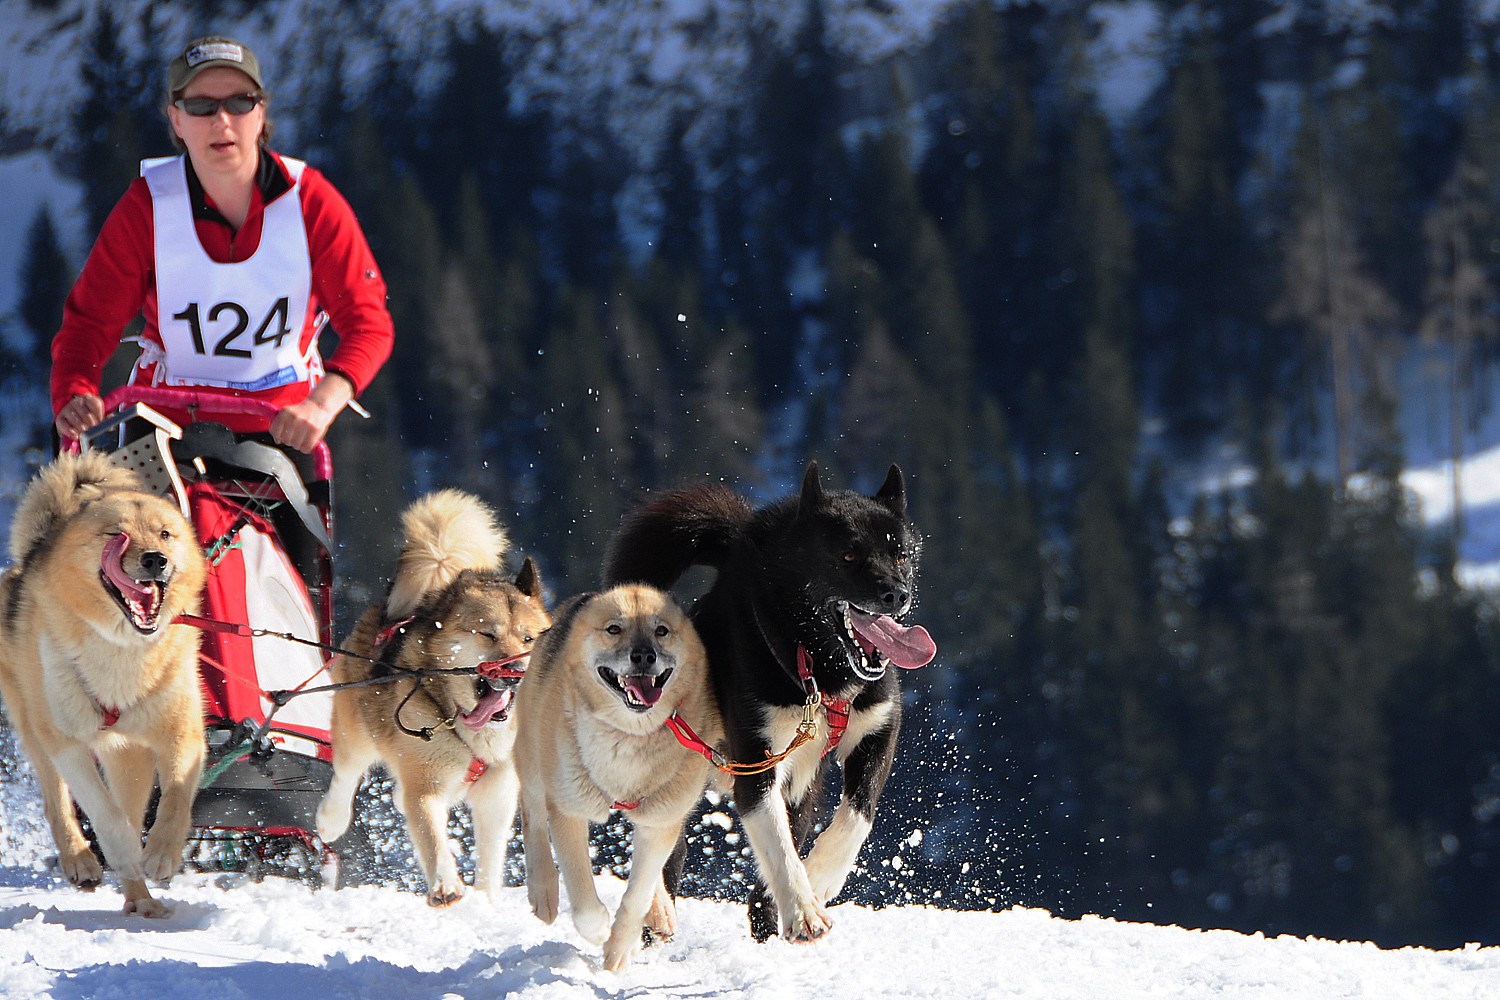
[95,385,332,480]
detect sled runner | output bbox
[80,385,368,885]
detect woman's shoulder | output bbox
[268,150,346,204]
[98,174,155,233]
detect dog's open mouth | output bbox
[838,603,937,681]
[100,533,166,634]
[459,677,516,730]
[598,666,673,713]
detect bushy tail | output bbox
[386,489,509,618]
[9,451,143,564]
[602,483,754,589]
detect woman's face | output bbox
[168,66,264,179]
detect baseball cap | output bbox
[167,36,263,95]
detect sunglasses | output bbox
[174,93,262,117]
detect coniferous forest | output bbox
[11,0,1500,949]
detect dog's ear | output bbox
[515,556,543,599]
[874,464,906,519]
[797,461,824,517]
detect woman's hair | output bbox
[163,88,274,153]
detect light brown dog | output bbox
[514,584,722,970]
[0,451,207,916]
[316,489,550,906]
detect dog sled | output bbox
[78,384,368,885]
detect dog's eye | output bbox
[160,529,172,541]
[478,631,499,642]
[523,635,536,644]
[606,624,623,635]
[842,551,858,563]
[655,625,670,638]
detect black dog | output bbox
[603,461,934,942]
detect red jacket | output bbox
[51,150,394,432]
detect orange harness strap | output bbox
[664,645,846,775]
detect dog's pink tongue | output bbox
[460,688,514,730]
[849,609,936,669]
[621,675,665,709]
[101,533,160,613]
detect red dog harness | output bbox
[798,646,850,758]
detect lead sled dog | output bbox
[604,462,936,942]
[316,490,550,905]
[0,451,208,916]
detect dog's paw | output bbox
[472,870,498,901]
[783,897,833,943]
[571,899,610,945]
[123,895,170,918]
[426,882,465,908]
[315,797,351,843]
[805,861,850,907]
[603,919,644,972]
[58,850,103,890]
[528,877,560,924]
[142,843,183,883]
[643,885,677,942]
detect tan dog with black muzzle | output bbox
[514,583,723,970]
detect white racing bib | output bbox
[143,155,318,390]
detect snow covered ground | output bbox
[0,768,1493,1000]
[3,863,1500,999]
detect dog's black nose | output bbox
[630,646,657,667]
[880,584,910,613]
[139,550,169,579]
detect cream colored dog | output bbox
[0,451,207,916]
[514,584,722,970]
[316,490,550,906]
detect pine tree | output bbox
[654,112,703,275]
[417,23,548,237]
[72,8,166,233]
[921,0,1050,405]
[18,206,72,378]
[531,286,633,593]
[684,317,764,488]
[375,175,447,449]
[429,260,496,495]
[1149,33,1256,438]
[1330,36,1420,309]
[1418,157,1497,541]
[1272,110,1401,483]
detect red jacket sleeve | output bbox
[298,166,394,396]
[50,179,154,415]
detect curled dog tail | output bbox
[603,483,754,590]
[387,489,509,618]
[9,451,143,564]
